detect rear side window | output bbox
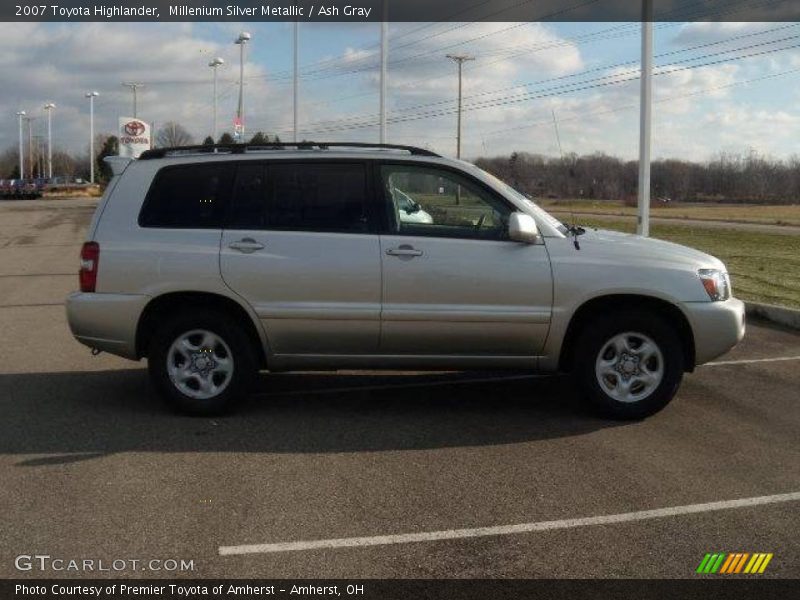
[227,162,370,233]
[139,163,235,228]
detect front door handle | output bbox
[229,238,265,253]
[386,245,423,257]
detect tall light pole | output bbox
[234,31,251,142]
[379,0,388,144]
[209,57,225,142]
[86,92,99,184]
[121,82,144,117]
[43,102,56,179]
[16,111,25,179]
[23,116,36,179]
[637,0,654,237]
[293,22,299,143]
[446,54,474,159]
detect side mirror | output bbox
[508,212,541,244]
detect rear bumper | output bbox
[682,297,746,365]
[66,292,149,360]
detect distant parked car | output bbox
[7,179,44,199]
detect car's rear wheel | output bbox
[574,311,684,419]
[148,310,257,416]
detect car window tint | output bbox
[228,163,267,229]
[139,163,234,228]
[380,165,511,240]
[266,163,369,233]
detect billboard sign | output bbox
[118,117,151,158]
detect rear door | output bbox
[220,160,382,355]
[377,162,553,357]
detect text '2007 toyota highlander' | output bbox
[66,142,745,418]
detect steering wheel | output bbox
[474,214,486,231]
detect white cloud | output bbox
[0,20,797,166]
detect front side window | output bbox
[139,163,234,228]
[380,165,512,240]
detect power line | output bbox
[259,31,800,134]
[262,39,800,136]
[478,65,800,139]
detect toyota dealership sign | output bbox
[118,117,151,158]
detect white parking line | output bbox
[704,356,800,366]
[219,491,800,556]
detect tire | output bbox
[148,309,257,416]
[573,310,684,420]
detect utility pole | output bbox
[44,102,55,179]
[34,135,43,178]
[85,92,99,184]
[121,82,144,117]
[234,31,251,142]
[209,57,225,141]
[16,111,25,180]
[379,0,388,143]
[23,116,36,179]
[293,21,299,143]
[637,0,653,237]
[446,54,474,159]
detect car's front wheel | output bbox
[148,310,257,416]
[574,311,684,419]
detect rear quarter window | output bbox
[139,163,235,228]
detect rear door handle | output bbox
[386,245,423,257]
[229,238,265,253]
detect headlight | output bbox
[698,269,731,301]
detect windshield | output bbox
[462,163,569,235]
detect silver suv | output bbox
[66,143,745,418]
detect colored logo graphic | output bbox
[696,552,773,574]
[123,120,146,136]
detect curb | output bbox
[745,302,800,331]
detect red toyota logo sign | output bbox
[123,121,146,136]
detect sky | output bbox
[1,20,799,162]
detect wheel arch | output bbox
[558,294,695,373]
[135,291,267,368]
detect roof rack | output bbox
[138,142,440,160]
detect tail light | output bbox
[79,242,100,292]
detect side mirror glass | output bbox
[508,212,540,244]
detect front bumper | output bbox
[682,297,746,365]
[66,292,150,360]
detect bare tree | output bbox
[156,122,194,148]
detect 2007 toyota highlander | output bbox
[66,142,745,418]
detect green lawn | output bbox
[542,200,800,227]
[576,217,800,309]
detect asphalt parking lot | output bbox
[1,198,798,580]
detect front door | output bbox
[220,161,381,355]
[377,163,552,356]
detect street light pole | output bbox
[637,0,653,237]
[85,92,99,184]
[44,103,56,179]
[16,111,25,179]
[209,57,225,141]
[121,82,144,118]
[379,0,388,144]
[234,31,251,142]
[293,21,299,143]
[24,116,36,179]
[446,54,474,159]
